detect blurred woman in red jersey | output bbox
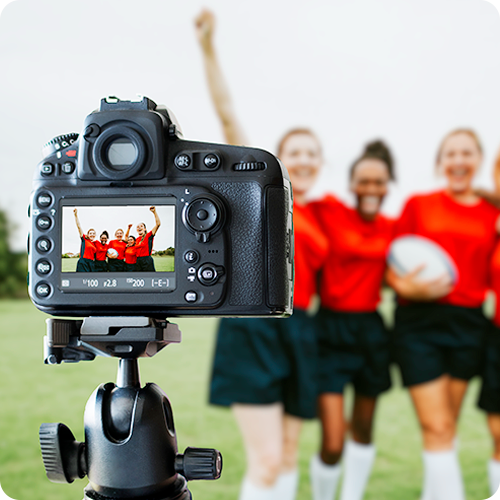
[73,208,96,272]
[195,10,328,500]
[386,129,499,500]
[309,141,395,500]
[474,150,500,496]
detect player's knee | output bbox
[351,419,373,444]
[281,436,299,470]
[255,450,282,486]
[422,417,455,446]
[321,439,344,465]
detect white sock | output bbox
[422,449,465,500]
[239,476,277,500]
[488,459,500,495]
[310,454,342,500]
[339,440,376,500]
[275,469,299,500]
[421,439,459,500]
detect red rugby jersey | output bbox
[94,242,109,261]
[311,195,395,312]
[491,242,500,326]
[293,202,329,310]
[395,190,499,308]
[108,239,127,260]
[124,245,138,265]
[80,236,96,260]
[136,231,154,257]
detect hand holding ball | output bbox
[387,235,458,284]
[107,248,119,259]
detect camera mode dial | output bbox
[42,133,79,159]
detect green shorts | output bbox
[316,308,392,397]
[393,303,488,387]
[210,309,319,419]
[76,258,95,272]
[478,324,500,413]
[94,260,108,272]
[107,259,125,272]
[136,256,155,272]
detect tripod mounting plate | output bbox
[44,316,181,364]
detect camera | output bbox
[28,96,293,317]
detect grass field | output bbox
[61,255,175,273]
[0,299,493,500]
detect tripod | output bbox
[39,317,222,500]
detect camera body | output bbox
[28,97,293,317]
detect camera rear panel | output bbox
[29,128,293,317]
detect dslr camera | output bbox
[28,96,293,317]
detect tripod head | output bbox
[40,317,222,500]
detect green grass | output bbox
[61,255,174,273]
[0,299,493,500]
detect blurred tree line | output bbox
[0,209,27,297]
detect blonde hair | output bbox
[276,128,322,157]
[436,128,483,166]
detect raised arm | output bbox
[194,9,248,146]
[150,207,161,236]
[125,224,132,239]
[73,208,84,238]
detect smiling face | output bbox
[137,223,146,237]
[87,229,96,241]
[100,234,108,244]
[115,229,124,241]
[279,132,322,203]
[350,158,390,218]
[127,236,135,247]
[437,131,482,194]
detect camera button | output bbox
[37,193,53,208]
[175,154,191,169]
[41,163,54,176]
[36,215,52,231]
[36,260,52,275]
[35,282,51,298]
[36,238,52,253]
[204,154,220,169]
[185,291,198,303]
[197,209,209,221]
[62,162,75,174]
[184,250,199,264]
[198,264,219,286]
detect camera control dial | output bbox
[42,133,79,159]
[182,196,224,243]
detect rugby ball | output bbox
[107,248,119,258]
[387,235,458,284]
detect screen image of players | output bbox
[61,205,174,273]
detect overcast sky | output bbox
[1,0,500,250]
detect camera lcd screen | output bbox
[60,201,176,292]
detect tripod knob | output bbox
[175,447,222,480]
[39,423,87,483]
